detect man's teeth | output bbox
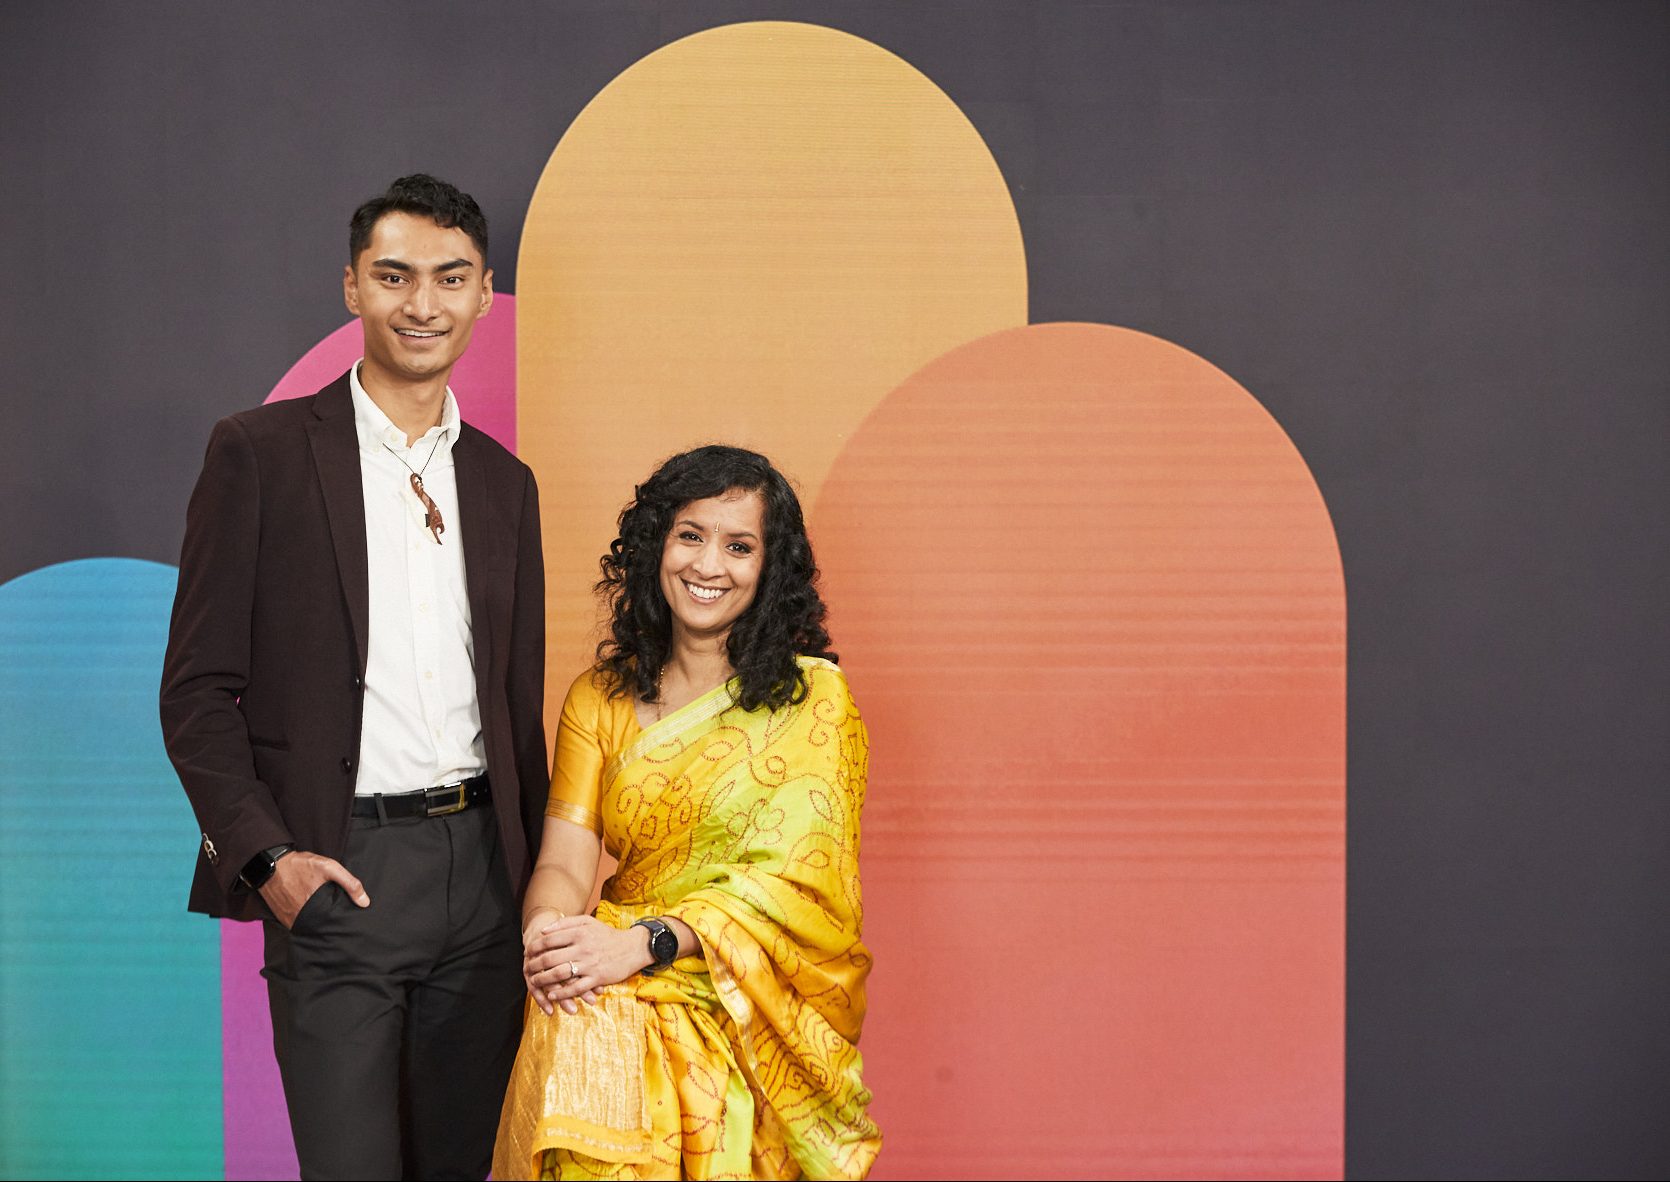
[397,329,444,337]
[687,583,724,601]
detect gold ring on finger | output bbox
[569,961,579,979]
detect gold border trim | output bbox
[545,798,603,835]
[604,675,739,790]
[531,1113,653,1166]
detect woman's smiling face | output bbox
[659,488,766,647]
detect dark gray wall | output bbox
[3,2,1666,1176]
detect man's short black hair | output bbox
[349,174,489,265]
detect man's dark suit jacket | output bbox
[160,374,547,922]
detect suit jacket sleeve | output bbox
[160,415,291,893]
[508,465,550,869]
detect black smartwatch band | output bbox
[632,917,679,975]
[237,843,296,891]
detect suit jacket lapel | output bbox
[306,377,371,677]
[453,429,496,708]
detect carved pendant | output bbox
[409,473,445,544]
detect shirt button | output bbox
[418,602,430,613]
[424,670,434,680]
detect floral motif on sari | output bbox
[494,658,879,1180]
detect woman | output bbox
[494,445,880,1180]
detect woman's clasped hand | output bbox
[522,910,693,1014]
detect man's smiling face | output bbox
[343,211,492,388]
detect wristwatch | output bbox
[632,917,679,975]
[237,843,296,891]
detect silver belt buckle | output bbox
[425,780,470,817]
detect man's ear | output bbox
[343,263,360,316]
[478,268,494,319]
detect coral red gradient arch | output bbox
[813,323,1344,1179]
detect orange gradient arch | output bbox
[516,20,1028,681]
[812,323,1345,1179]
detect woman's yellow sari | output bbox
[494,657,880,1180]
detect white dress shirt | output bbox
[349,361,487,795]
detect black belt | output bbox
[351,775,490,820]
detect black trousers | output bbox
[262,804,524,1181]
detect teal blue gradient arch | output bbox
[0,559,221,1179]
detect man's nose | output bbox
[404,283,440,320]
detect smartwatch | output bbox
[632,917,679,975]
[237,843,296,891]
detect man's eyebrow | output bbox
[368,258,476,273]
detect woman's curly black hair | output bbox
[595,444,837,712]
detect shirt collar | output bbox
[348,360,460,458]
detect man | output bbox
[161,174,547,1180]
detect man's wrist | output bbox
[237,843,296,891]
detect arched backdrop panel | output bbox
[0,560,221,1179]
[815,323,1342,1176]
[516,21,1028,686]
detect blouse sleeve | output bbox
[544,670,609,835]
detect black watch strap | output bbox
[237,843,296,891]
[632,917,679,975]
